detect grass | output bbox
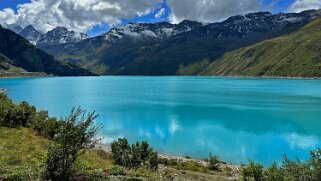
[0,127,239,180]
[0,127,48,180]
[203,17,321,77]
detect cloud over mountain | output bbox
[167,0,262,23]
[0,0,320,34]
[0,0,162,32]
[289,0,321,13]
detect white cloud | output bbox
[155,8,166,18]
[3,0,318,34]
[167,0,262,24]
[288,0,321,13]
[0,0,162,32]
[0,8,18,24]
[284,133,318,149]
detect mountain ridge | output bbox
[202,16,321,77]
[0,25,94,76]
[2,9,321,77]
[41,9,321,76]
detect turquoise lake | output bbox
[1,76,321,166]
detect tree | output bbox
[45,107,101,181]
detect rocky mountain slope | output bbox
[0,24,88,47]
[1,23,23,34]
[19,25,43,45]
[36,26,89,47]
[42,10,321,75]
[0,25,94,76]
[202,16,321,77]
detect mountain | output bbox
[42,20,203,56]
[1,23,23,34]
[0,25,94,76]
[6,25,89,47]
[103,20,203,43]
[202,16,321,78]
[36,26,89,47]
[42,10,321,75]
[19,25,43,45]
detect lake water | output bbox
[1,76,321,166]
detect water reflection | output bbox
[97,104,321,166]
[1,76,321,166]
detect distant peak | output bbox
[23,25,37,30]
[180,19,198,23]
[245,11,272,17]
[51,26,68,31]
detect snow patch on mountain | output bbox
[1,23,23,34]
[103,20,203,42]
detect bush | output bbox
[0,94,37,128]
[0,93,59,139]
[158,157,178,166]
[111,138,159,169]
[208,153,220,170]
[281,155,312,180]
[241,150,321,181]
[111,138,131,167]
[30,110,60,139]
[265,162,283,181]
[45,107,101,180]
[242,161,264,181]
[108,165,126,176]
[310,149,321,180]
[176,161,208,173]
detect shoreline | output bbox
[94,143,241,174]
[0,74,320,80]
[0,88,8,93]
[210,75,321,80]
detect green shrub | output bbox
[0,93,59,139]
[108,165,126,176]
[16,101,36,127]
[208,153,220,170]
[310,149,321,180]
[176,161,208,173]
[111,138,159,169]
[281,155,312,181]
[265,162,283,181]
[148,151,158,170]
[45,107,101,180]
[111,138,132,167]
[242,161,264,181]
[158,158,178,166]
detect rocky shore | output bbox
[0,88,8,93]
[95,143,241,178]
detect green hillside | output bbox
[202,17,321,77]
[0,26,94,76]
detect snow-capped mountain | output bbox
[41,9,321,76]
[187,10,321,40]
[1,23,23,34]
[19,25,43,45]
[36,27,89,47]
[103,20,203,42]
[1,24,89,47]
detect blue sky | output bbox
[0,0,319,36]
